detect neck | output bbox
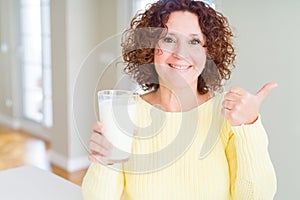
[154,86,204,112]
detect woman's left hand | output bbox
[222,82,278,126]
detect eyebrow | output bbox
[167,32,202,37]
[190,33,202,37]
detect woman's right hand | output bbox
[88,121,114,165]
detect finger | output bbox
[88,154,113,165]
[89,141,111,156]
[90,133,113,150]
[221,107,233,119]
[224,92,241,101]
[88,154,97,162]
[256,82,278,100]
[92,121,105,133]
[222,100,235,110]
[229,86,247,96]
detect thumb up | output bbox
[222,82,278,126]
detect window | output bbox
[19,0,52,127]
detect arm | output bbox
[225,117,277,199]
[82,162,125,200]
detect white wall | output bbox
[50,0,124,171]
[221,1,300,199]
[0,0,18,123]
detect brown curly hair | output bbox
[122,0,236,94]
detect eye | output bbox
[163,36,175,43]
[190,39,201,45]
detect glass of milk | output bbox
[98,90,138,162]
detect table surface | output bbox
[0,165,83,200]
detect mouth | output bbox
[168,64,192,71]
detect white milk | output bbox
[98,99,137,162]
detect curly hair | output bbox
[122,0,236,94]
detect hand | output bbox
[88,121,114,165]
[222,82,278,126]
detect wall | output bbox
[49,0,69,168]
[50,0,122,171]
[221,0,300,199]
[0,0,18,123]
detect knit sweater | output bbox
[82,93,277,200]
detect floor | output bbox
[0,125,88,186]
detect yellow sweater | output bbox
[82,93,277,200]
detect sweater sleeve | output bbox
[81,162,125,200]
[225,117,277,200]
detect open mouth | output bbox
[168,64,192,71]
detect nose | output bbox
[172,40,189,59]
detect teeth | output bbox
[170,64,190,70]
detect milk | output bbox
[98,96,137,162]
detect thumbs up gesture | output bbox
[222,82,278,126]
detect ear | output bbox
[154,48,163,56]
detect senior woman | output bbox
[82,0,277,199]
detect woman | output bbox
[82,0,277,199]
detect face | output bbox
[154,11,207,91]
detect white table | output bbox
[0,165,83,200]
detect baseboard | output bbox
[48,150,90,172]
[0,113,50,141]
[0,113,20,129]
[19,119,50,141]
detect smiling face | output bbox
[154,11,207,91]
